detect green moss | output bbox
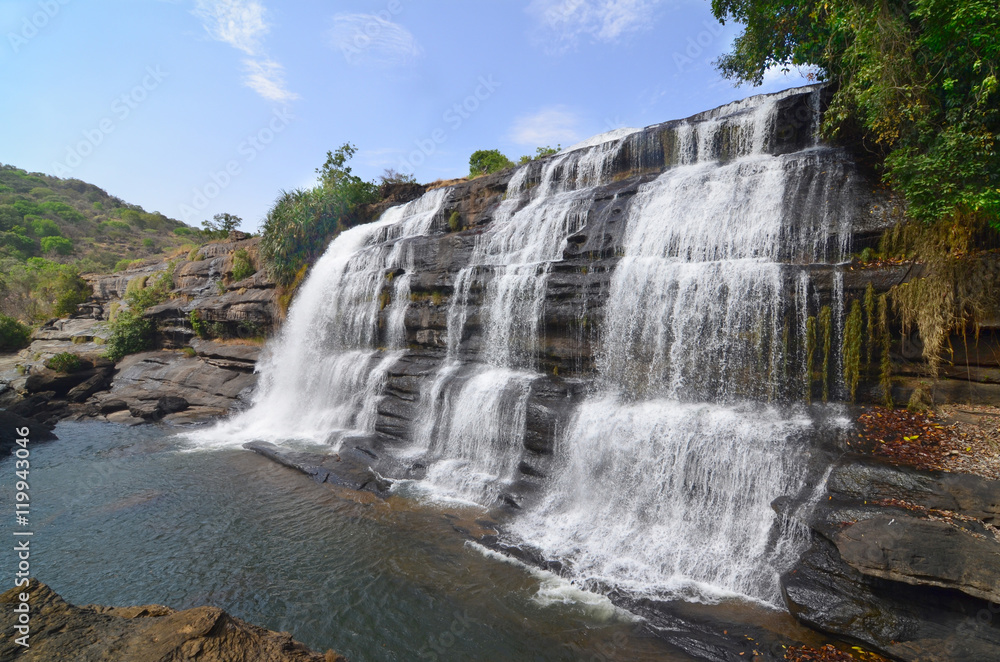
[819,305,832,403]
[805,315,816,404]
[841,299,863,402]
[878,293,894,407]
[863,284,876,373]
[448,211,462,232]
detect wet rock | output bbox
[782,457,1000,660]
[0,579,342,661]
[0,411,57,458]
[99,399,128,414]
[66,369,113,403]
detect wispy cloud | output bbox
[527,0,663,52]
[193,0,298,102]
[510,106,583,147]
[327,13,422,66]
[243,59,297,102]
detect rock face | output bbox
[0,234,275,426]
[0,580,344,662]
[782,458,1000,661]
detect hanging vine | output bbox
[805,315,817,404]
[820,306,832,403]
[878,293,894,407]
[842,299,863,402]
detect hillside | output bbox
[0,163,200,322]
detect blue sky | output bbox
[0,0,812,232]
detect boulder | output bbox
[0,579,343,661]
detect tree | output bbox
[469,149,514,177]
[711,0,1000,230]
[41,236,73,255]
[201,212,242,238]
[260,144,378,286]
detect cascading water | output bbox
[412,133,642,501]
[204,85,862,611]
[201,188,450,445]
[509,89,855,606]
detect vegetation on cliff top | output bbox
[712,0,999,234]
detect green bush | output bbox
[260,143,378,286]
[126,268,173,312]
[114,258,137,272]
[29,217,61,237]
[44,351,82,373]
[231,248,255,281]
[53,269,90,316]
[0,231,36,256]
[0,315,31,352]
[104,309,154,362]
[469,149,514,177]
[448,211,462,232]
[41,236,73,255]
[189,310,207,338]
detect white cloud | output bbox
[242,58,299,102]
[328,13,422,66]
[510,106,583,147]
[527,0,662,52]
[193,0,298,102]
[193,0,268,55]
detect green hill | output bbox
[0,163,200,323]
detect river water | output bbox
[8,420,711,661]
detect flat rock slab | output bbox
[836,513,1000,603]
[244,441,391,495]
[0,580,342,661]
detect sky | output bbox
[0,0,813,232]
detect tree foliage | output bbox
[0,314,31,352]
[469,149,514,177]
[711,0,1000,231]
[259,143,378,286]
[201,212,242,239]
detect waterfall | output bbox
[203,85,861,609]
[199,189,450,446]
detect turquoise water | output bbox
[2,421,690,661]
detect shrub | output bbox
[104,309,154,362]
[469,149,514,177]
[231,248,255,281]
[126,268,173,312]
[189,310,207,338]
[0,315,31,351]
[142,238,155,249]
[114,258,142,272]
[260,144,378,285]
[28,217,61,237]
[53,269,90,316]
[448,211,462,232]
[0,231,36,257]
[44,351,82,373]
[181,346,197,358]
[41,236,73,255]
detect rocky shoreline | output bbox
[0,580,344,661]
